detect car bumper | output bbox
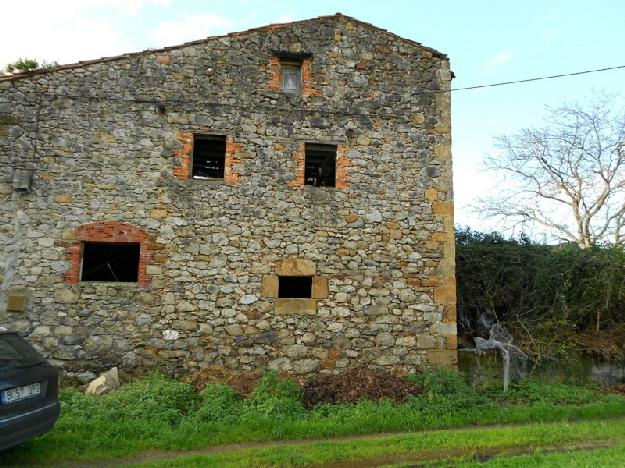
[0,400,60,451]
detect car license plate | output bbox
[2,382,41,404]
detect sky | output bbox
[2,0,624,234]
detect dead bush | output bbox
[609,384,625,396]
[182,366,262,397]
[302,366,422,408]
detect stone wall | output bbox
[0,14,456,377]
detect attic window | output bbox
[192,135,226,179]
[278,276,312,298]
[305,143,336,187]
[280,60,302,94]
[81,242,140,282]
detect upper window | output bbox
[280,60,302,94]
[305,143,336,187]
[192,135,226,179]
[81,242,140,282]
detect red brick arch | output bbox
[64,221,154,288]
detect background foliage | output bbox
[455,228,625,361]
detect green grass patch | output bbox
[136,419,625,467]
[460,443,625,467]
[3,370,625,465]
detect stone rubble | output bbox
[84,367,121,395]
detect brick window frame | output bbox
[266,53,321,96]
[192,134,227,179]
[65,221,155,288]
[288,143,351,189]
[174,131,241,184]
[304,143,337,187]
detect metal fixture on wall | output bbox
[12,168,33,192]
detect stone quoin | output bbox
[0,13,456,377]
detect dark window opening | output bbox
[280,60,302,94]
[305,143,336,187]
[192,135,226,179]
[278,276,312,298]
[81,242,140,282]
[272,51,312,61]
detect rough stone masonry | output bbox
[0,13,456,378]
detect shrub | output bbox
[407,369,489,407]
[493,379,603,406]
[456,228,625,361]
[104,372,197,425]
[57,387,96,421]
[196,384,243,422]
[408,369,471,396]
[244,371,305,419]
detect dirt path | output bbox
[313,442,617,467]
[58,432,426,468]
[61,439,620,468]
[50,417,625,468]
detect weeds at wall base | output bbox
[3,370,625,464]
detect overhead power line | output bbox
[451,64,625,92]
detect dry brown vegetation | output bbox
[182,366,263,396]
[302,366,422,408]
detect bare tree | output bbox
[479,94,625,248]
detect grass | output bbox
[460,444,625,467]
[3,370,625,465]
[132,419,625,467]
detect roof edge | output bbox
[334,13,447,60]
[0,13,447,83]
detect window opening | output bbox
[192,135,226,179]
[305,143,336,187]
[280,60,302,94]
[278,276,312,298]
[81,242,140,282]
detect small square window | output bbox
[278,276,312,298]
[192,135,226,179]
[81,242,140,282]
[305,143,336,187]
[280,61,302,94]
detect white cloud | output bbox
[0,0,179,67]
[150,14,234,47]
[483,50,513,71]
[0,4,304,69]
[0,1,137,67]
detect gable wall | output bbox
[0,16,455,377]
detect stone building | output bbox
[0,13,456,377]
